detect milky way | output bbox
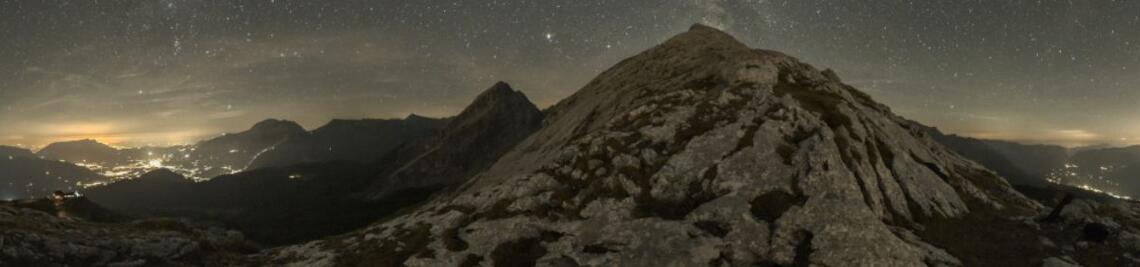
[2,0,1139,148]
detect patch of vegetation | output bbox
[749,190,808,234]
[792,230,814,267]
[130,218,196,234]
[443,226,469,252]
[583,243,621,254]
[694,220,731,238]
[458,254,484,267]
[490,237,547,267]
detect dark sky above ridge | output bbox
[1,0,1138,148]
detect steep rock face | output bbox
[246,115,447,170]
[266,25,1039,266]
[186,119,307,177]
[37,139,125,165]
[363,82,544,200]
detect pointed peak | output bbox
[482,81,518,97]
[471,82,532,107]
[491,81,512,90]
[448,81,540,124]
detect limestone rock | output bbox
[264,24,1041,266]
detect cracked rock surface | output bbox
[262,25,1044,266]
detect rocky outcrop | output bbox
[246,115,447,170]
[264,25,1042,266]
[363,82,544,200]
[0,201,253,266]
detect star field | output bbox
[1,0,1138,148]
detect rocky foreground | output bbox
[0,198,255,266]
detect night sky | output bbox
[2,0,1139,148]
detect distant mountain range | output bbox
[924,126,1139,198]
[0,145,103,200]
[245,115,447,170]
[82,82,544,246]
[0,113,447,200]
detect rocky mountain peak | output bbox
[267,25,1041,266]
[456,82,538,122]
[363,82,544,199]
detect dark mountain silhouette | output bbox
[921,126,1139,199]
[36,139,126,165]
[246,115,447,169]
[83,169,194,210]
[921,126,1069,187]
[363,82,544,199]
[84,164,418,246]
[83,83,535,246]
[0,145,35,159]
[181,119,308,177]
[0,156,104,200]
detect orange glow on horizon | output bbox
[1,130,212,149]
